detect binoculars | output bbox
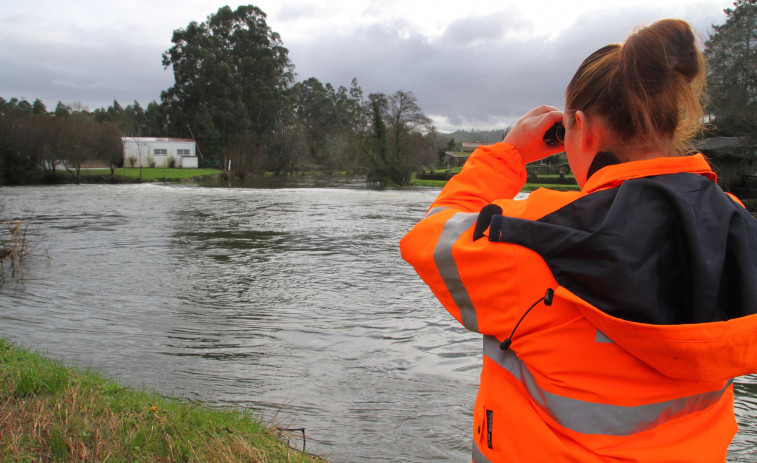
[543,122,565,146]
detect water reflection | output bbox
[0,183,755,462]
[733,377,757,457]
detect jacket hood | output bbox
[561,287,757,381]
[488,157,757,381]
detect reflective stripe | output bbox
[483,335,732,436]
[595,329,614,344]
[472,440,492,463]
[425,206,448,218]
[433,213,479,332]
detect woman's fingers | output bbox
[503,106,564,163]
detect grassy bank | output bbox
[80,167,223,182]
[410,172,580,192]
[0,339,325,462]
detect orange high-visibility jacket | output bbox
[400,142,757,462]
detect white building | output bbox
[122,137,199,168]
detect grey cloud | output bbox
[0,30,171,109]
[441,15,509,46]
[276,1,327,22]
[0,2,730,131]
[289,15,571,130]
[289,4,727,131]
[441,10,532,47]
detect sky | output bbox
[0,0,737,132]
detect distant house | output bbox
[444,151,470,168]
[122,137,198,168]
[692,137,755,193]
[460,142,480,153]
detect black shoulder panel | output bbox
[489,173,757,325]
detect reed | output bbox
[0,202,30,283]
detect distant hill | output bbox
[441,128,504,146]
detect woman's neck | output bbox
[604,136,675,162]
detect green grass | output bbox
[523,183,580,192]
[410,179,580,190]
[410,170,580,191]
[80,168,223,181]
[0,339,325,462]
[410,178,448,187]
[529,173,571,179]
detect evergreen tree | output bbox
[705,0,757,137]
[161,5,293,171]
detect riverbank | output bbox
[0,339,325,462]
[411,170,581,192]
[80,167,224,183]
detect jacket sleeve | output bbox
[400,142,546,336]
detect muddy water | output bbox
[1,182,755,462]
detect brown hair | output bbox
[565,19,706,152]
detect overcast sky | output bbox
[0,0,736,132]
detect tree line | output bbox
[1,1,754,186]
[0,5,444,186]
[0,99,123,185]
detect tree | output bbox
[26,112,57,179]
[161,5,293,171]
[360,90,433,185]
[270,93,308,175]
[705,0,757,137]
[97,121,125,180]
[386,90,433,166]
[54,101,70,118]
[0,100,37,184]
[59,113,90,184]
[287,77,364,173]
[0,97,127,185]
[144,101,169,137]
[361,93,391,183]
[57,113,122,184]
[291,77,336,163]
[93,100,149,137]
[32,99,47,115]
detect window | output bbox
[153,148,167,155]
[177,149,190,156]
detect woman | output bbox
[400,19,757,462]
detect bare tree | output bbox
[387,90,433,162]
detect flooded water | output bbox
[1,181,755,462]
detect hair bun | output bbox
[565,18,705,148]
[622,19,701,95]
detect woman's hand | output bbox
[503,105,564,164]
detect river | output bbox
[1,180,755,462]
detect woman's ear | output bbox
[567,110,605,189]
[574,110,595,152]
